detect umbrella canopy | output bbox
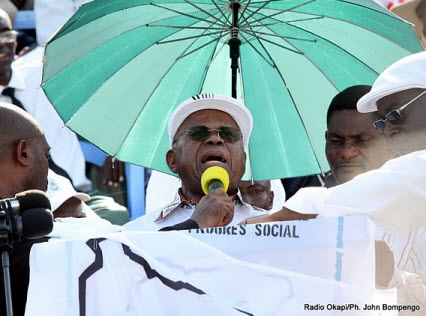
[42,0,423,180]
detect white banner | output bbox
[184,216,376,286]
[25,216,397,316]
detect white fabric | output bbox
[357,51,426,113]
[145,170,285,213]
[34,0,90,46]
[46,169,90,211]
[376,227,426,312]
[185,216,376,286]
[11,47,91,190]
[26,217,397,316]
[284,150,426,234]
[145,170,181,213]
[168,94,253,148]
[125,197,268,231]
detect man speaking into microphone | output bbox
[126,94,267,231]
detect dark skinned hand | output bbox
[190,188,234,228]
[102,156,125,187]
[239,206,317,225]
[375,240,395,287]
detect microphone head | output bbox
[21,208,54,239]
[201,166,230,195]
[15,190,51,212]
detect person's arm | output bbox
[282,151,426,234]
[160,188,234,231]
[159,219,199,231]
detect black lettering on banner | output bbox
[283,225,291,237]
[231,226,237,235]
[263,224,271,236]
[239,225,246,235]
[293,225,299,238]
[271,225,279,237]
[78,239,253,316]
[255,224,262,236]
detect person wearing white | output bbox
[244,51,426,236]
[145,170,286,213]
[126,94,268,231]
[0,4,92,190]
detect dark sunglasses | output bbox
[374,90,426,132]
[182,125,242,143]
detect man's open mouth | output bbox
[201,153,227,165]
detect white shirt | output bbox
[146,170,286,213]
[9,48,91,191]
[125,189,268,231]
[284,150,426,234]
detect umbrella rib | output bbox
[157,30,225,44]
[182,0,228,27]
[239,31,277,67]
[196,34,223,94]
[237,0,253,25]
[252,16,324,27]
[205,40,227,69]
[244,31,303,55]
[239,0,315,28]
[243,12,339,91]
[242,29,315,42]
[150,3,226,28]
[211,0,231,25]
[147,24,225,30]
[286,10,415,53]
[244,8,380,76]
[336,0,406,21]
[252,37,325,174]
[178,33,228,59]
[114,27,219,157]
[44,15,219,86]
[241,2,269,25]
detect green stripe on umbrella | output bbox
[42,0,423,181]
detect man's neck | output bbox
[180,185,238,203]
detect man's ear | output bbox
[269,191,274,209]
[166,149,178,173]
[15,140,31,167]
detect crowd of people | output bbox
[0,0,425,315]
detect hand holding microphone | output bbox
[191,167,234,228]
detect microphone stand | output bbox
[0,206,14,316]
[1,249,13,316]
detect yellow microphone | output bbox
[201,166,230,195]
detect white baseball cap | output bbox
[168,94,253,148]
[357,51,426,113]
[46,169,90,211]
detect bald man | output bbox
[0,102,50,316]
[0,102,50,197]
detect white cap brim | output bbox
[168,94,253,148]
[357,52,426,113]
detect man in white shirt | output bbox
[243,51,426,235]
[0,8,91,191]
[125,94,268,231]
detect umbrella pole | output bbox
[229,2,241,99]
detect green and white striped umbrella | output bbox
[42,0,423,180]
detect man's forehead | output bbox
[377,88,425,114]
[328,110,376,132]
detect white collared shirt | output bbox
[125,189,268,231]
[284,150,426,234]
